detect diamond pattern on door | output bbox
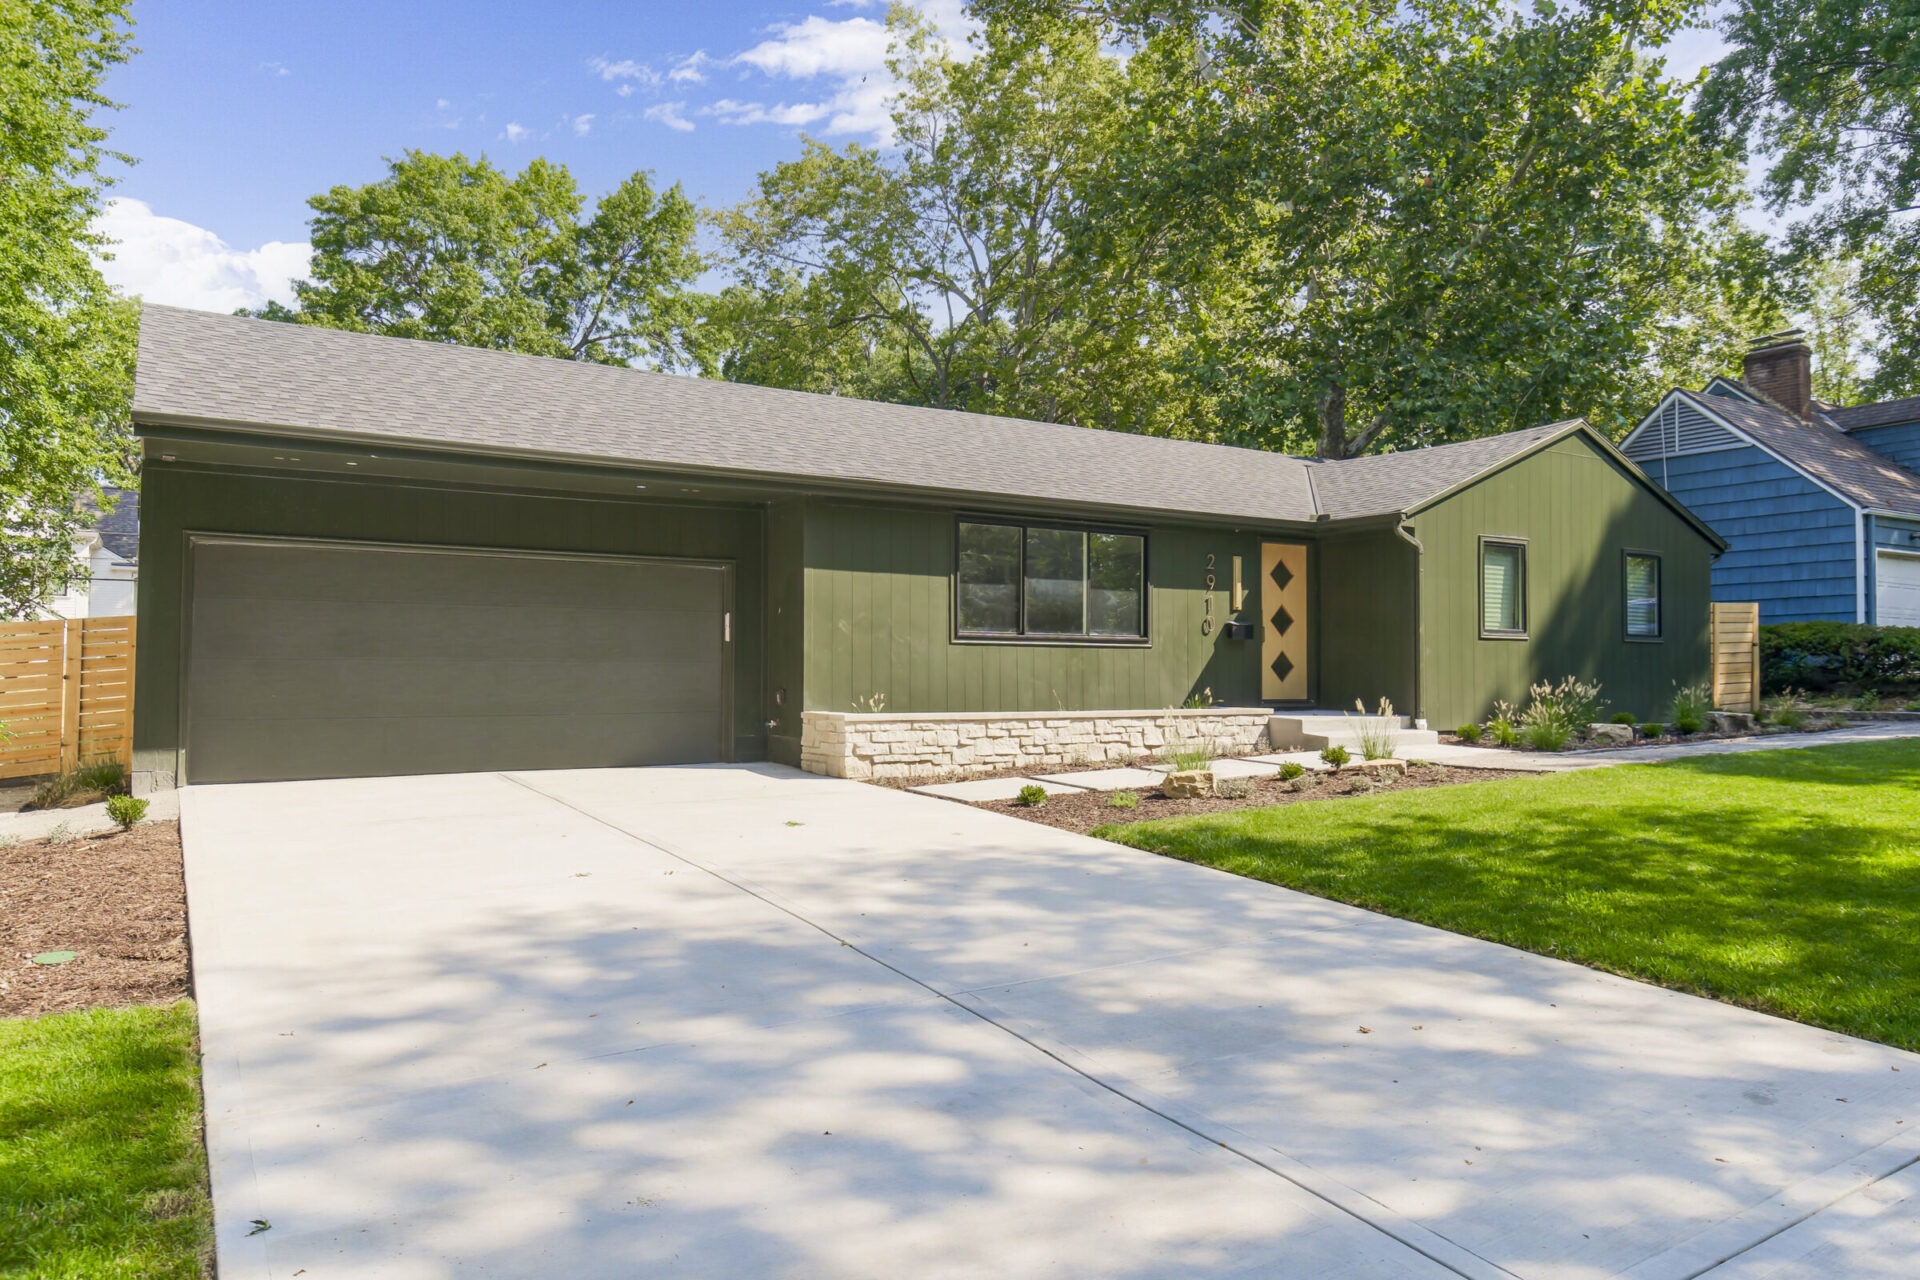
[1261,543,1308,701]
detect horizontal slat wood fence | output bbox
[1710,601,1760,713]
[0,615,136,780]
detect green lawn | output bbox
[1098,741,1920,1050]
[0,1002,211,1279]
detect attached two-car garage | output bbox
[182,538,730,784]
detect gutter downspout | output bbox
[1396,518,1425,726]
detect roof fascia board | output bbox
[1673,394,1865,514]
[134,416,1328,536]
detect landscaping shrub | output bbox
[1165,739,1215,772]
[25,759,127,811]
[1611,711,1638,725]
[1670,683,1710,735]
[1519,676,1604,745]
[1319,745,1351,769]
[1015,784,1048,808]
[1639,722,1664,737]
[1761,621,1920,695]
[1762,690,1810,731]
[1351,698,1400,760]
[105,795,148,830]
[1348,773,1376,793]
[1520,720,1572,752]
[1454,723,1483,743]
[1286,774,1316,793]
[1107,791,1139,810]
[1488,700,1520,747]
[1277,761,1307,780]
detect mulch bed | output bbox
[0,821,190,1018]
[974,763,1534,835]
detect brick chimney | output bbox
[1743,331,1813,420]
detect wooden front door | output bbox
[1260,542,1309,701]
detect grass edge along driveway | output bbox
[1098,741,1920,1052]
[0,1000,212,1279]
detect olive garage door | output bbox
[184,539,729,784]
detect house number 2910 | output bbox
[1202,554,1217,635]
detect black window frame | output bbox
[1623,549,1664,642]
[1478,536,1529,640]
[952,515,1151,645]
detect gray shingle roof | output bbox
[1678,390,1920,516]
[1306,421,1579,520]
[1827,396,1920,433]
[132,305,1626,527]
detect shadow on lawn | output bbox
[1110,745,1920,1049]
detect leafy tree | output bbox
[1700,0,1920,397]
[277,151,702,366]
[0,0,138,618]
[710,14,1221,436]
[979,0,1755,455]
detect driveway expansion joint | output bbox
[503,771,1513,1280]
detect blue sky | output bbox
[94,0,1727,312]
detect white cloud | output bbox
[570,113,596,136]
[643,101,696,132]
[705,98,830,128]
[734,15,889,79]
[93,198,309,312]
[261,61,291,77]
[668,51,713,84]
[589,55,659,88]
[713,4,975,138]
[502,121,531,142]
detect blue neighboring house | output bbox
[1622,332,1920,626]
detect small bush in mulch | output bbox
[973,763,1533,835]
[1,821,188,1018]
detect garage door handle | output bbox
[724,612,731,642]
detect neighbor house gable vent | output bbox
[1622,398,1742,463]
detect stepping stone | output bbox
[909,777,1090,802]
[1030,768,1167,792]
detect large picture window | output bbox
[1480,538,1527,638]
[1625,552,1662,639]
[956,520,1146,641]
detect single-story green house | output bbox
[130,305,1725,786]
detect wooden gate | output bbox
[1709,602,1760,713]
[0,616,136,780]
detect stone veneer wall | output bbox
[799,708,1274,780]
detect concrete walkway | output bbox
[912,720,1920,795]
[0,788,180,842]
[184,764,1920,1279]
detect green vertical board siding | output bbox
[134,464,768,775]
[764,498,806,764]
[1413,435,1715,728]
[798,501,1266,713]
[1316,528,1419,715]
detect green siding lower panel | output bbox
[1414,435,1716,729]
[1316,529,1418,716]
[799,502,1267,713]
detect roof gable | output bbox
[1672,390,1920,517]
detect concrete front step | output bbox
[1268,713,1441,753]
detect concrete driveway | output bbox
[183,765,1920,1279]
